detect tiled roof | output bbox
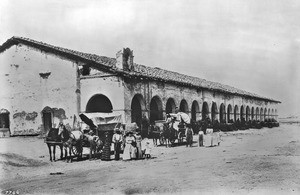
[0,36,280,103]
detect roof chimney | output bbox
[116,48,134,71]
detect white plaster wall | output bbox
[0,44,78,135]
[80,76,125,122]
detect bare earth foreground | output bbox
[1,124,300,195]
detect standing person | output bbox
[206,122,214,147]
[185,124,194,147]
[141,114,149,138]
[112,128,123,160]
[131,141,137,160]
[145,141,152,159]
[198,129,204,147]
[101,131,111,161]
[135,130,143,159]
[122,132,135,161]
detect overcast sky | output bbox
[1,0,299,117]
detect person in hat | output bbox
[112,128,123,160]
[122,131,135,161]
[135,130,143,159]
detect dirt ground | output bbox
[1,124,300,195]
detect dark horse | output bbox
[45,128,64,162]
[162,120,178,147]
[148,124,162,146]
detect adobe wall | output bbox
[0,44,78,135]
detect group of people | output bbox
[183,123,222,148]
[111,129,152,161]
[197,121,222,147]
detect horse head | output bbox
[58,126,70,142]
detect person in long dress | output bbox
[101,131,111,161]
[122,132,135,161]
[135,130,143,159]
[131,142,137,159]
[206,123,214,147]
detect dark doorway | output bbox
[131,95,143,128]
[211,102,218,122]
[246,106,250,121]
[256,107,259,120]
[150,96,163,123]
[202,102,209,120]
[240,106,245,121]
[219,103,226,123]
[191,101,199,122]
[227,104,232,122]
[0,113,9,128]
[166,98,176,114]
[43,112,52,133]
[179,99,189,113]
[234,105,239,122]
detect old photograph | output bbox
[0,0,299,194]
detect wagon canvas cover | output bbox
[79,113,122,130]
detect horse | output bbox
[162,123,172,147]
[45,128,64,162]
[148,124,162,147]
[59,126,84,163]
[83,134,104,160]
[162,117,178,147]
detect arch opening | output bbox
[227,104,232,123]
[240,106,245,121]
[179,99,189,113]
[246,106,250,121]
[264,108,267,120]
[166,98,176,114]
[219,103,226,123]
[211,102,218,122]
[251,107,255,120]
[256,107,259,120]
[131,94,145,128]
[86,94,113,113]
[234,105,239,122]
[0,109,10,129]
[202,102,209,120]
[191,101,200,122]
[42,106,53,133]
[150,96,163,123]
